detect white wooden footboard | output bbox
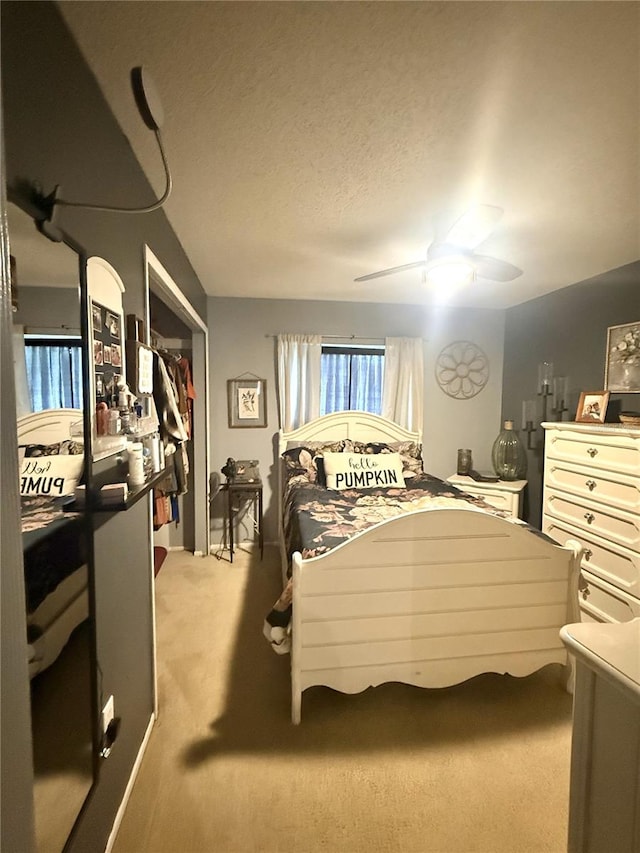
[290,507,581,724]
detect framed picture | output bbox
[126,340,154,396]
[575,390,610,424]
[605,320,640,392]
[92,303,102,333]
[227,377,267,428]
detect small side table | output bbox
[447,474,527,519]
[560,619,640,853]
[222,461,263,563]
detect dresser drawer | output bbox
[544,461,640,515]
[545,492,640,550]
[545,427,640,476]
[542,517,640,597]
[579,569,640,624]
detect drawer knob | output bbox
[587,447,598,457]
[583,548,593,561]
[586,479,597,491]
[584,512,595,524]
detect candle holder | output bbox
[521,399,538,450]
[551,376,569,421]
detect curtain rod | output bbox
[265,334,383,341]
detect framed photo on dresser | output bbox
[575,390,610,424]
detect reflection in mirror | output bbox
[9,203,95,853]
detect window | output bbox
[320,344,384,415]
[24,336,83,412]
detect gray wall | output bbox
[502,260,639,527]
[208,296,506,544]
[13,285,81,334]
[1,3,207,851]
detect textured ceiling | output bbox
[59,1,639,309]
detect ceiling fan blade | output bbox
[354,260,425,282]
[473,254,523,282]
[444,204,504,249]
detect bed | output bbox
[270,411,583,724]
[18,409,89,678]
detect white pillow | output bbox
[323,452,405,491]
[20,453,84,497]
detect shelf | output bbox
[63,467,169,513]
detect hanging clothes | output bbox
[176,356,195,438]
[152,350,190,527]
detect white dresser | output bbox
[447,473,526,518]
[542,422,640,623]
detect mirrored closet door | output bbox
[9,202,96,853]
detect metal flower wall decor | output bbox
[435,340,489,400]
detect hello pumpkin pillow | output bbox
[323,452,404,491]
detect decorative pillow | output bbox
[282,440,346,485]
[343,440,424,479]
[19,441,84,497]
[323,451,405,491]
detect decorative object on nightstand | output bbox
[491,419,527,480]
[456,448,472,475]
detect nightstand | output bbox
[222,460,263,563]
[447,473,527,519]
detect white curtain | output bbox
[382,337,424,433]
[12,327,31,417]
[277,334,322,431]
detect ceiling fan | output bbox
[354,205,523,286]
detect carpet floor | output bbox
[112,546,573,853]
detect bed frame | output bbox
[18,408,89,678]
[279,411,582,724]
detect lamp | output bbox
[425,245,475,288]
[425,260,475,288]
[522,363,570,449]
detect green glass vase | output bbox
[491,420,527,481]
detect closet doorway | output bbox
[143,246,210,559]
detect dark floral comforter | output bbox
[283,473,505,562]
[22,496,86,613]
[264,474,511,653]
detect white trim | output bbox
[143,244,210,559]
[104,712,155,853]
[148,494,158,719]
[143,246,206,333]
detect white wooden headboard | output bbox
[278,410,421,456]
[17,409,84,444]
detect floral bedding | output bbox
[22,496,86,613]
[264,469,511,654]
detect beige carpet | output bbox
[112,546,573,853]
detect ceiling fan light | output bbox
[425,259,475,288]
